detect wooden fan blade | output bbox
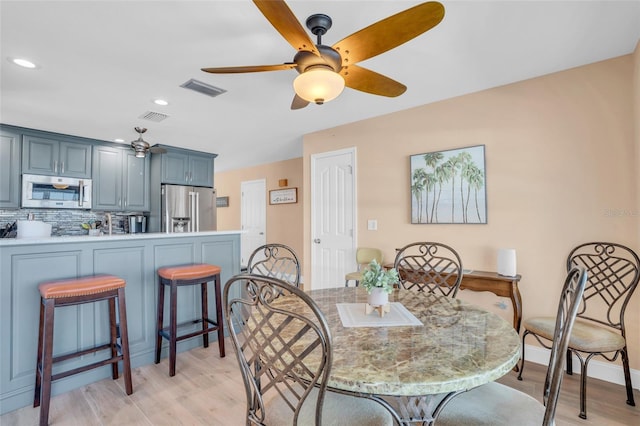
[332,1,444,65]
[253,0,319,56]
[202,63,296,74]
[341,65,406,97]
[291,94,310,110]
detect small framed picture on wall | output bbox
[269,188,297,205]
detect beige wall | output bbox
[215,157,304,268]
[302,55,639,369]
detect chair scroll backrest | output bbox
[543,266,587,425]
[566,242,640,333]
[393,242,464,298]
[223,274,332,425]
[247,244,301,288]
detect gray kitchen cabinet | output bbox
[159,149,215,187]
[22,135,91,178]
[93,145,149,211]
[0,128,21,208]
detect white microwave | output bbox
[22,174,92,209]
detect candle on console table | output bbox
[497,248,517,276]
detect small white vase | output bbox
[367,287,389,306]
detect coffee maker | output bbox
[128,215,147,233]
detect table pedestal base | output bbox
[369,392,464,425]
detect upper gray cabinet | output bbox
[93,145,150,211]
[22,135,91,178]
[159,149,215,187]
[0,128,21,208]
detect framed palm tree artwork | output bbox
[410,145,486,224]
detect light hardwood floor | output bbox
[2,338,639,425]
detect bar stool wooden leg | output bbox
[169,281,178,377]
[155,280,165,365]
[213,274,225,357]
[33,301,45,408]
[38,299,55,426]
[117,287,133,395]
[109,297,119,380]
[201,282,210,348]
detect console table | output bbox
[384,264,522,333]
[458,270,522,333]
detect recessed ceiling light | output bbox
[9,57,37,69]
[153,99,169,106]
[114,138,125,143]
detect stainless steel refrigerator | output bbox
[161,184,217,233]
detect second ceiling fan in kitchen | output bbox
[201,0,445,110]
[130,127,166,158]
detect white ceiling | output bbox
[1,1,639,172]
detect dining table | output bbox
[283,286,521,425]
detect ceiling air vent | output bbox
[181,78,227,98]
[139,111,169,122]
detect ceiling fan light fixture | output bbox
[293,65,345,105]
[134,149,146,158]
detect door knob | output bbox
[314,238,321,244]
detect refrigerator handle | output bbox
[163,187,170,233]
[189,191,194,233]
[195,192,200,232]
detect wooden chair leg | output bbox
[155,280,165,364]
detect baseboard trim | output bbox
[524,344,639,390]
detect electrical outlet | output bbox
[367,219,377,231]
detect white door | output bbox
[311,148,356,289]
[241,179,266,268]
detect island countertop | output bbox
[0,230,243,246]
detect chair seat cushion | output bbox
[39,274,125,299]
[158,263,221,281]
[437,381,548,426]
[265,387,393,425]
[345,271,363,281]
[524,317,625,353]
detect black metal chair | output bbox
[437,266,587,426]
[518,242,639,419]
[393,242,464,297]
[247,243,301,288]
[223,274,392,425]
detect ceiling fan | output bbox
[130,127,166,158]
[202,0,445,110]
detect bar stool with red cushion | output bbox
[34,274,133,426]
[155,263,225,376]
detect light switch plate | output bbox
[367,219,377,231]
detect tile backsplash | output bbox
[0,209,135,236]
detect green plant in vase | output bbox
[361,259,399,310]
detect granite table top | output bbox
[298,287,521,397]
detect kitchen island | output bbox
[0,231,241,414]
